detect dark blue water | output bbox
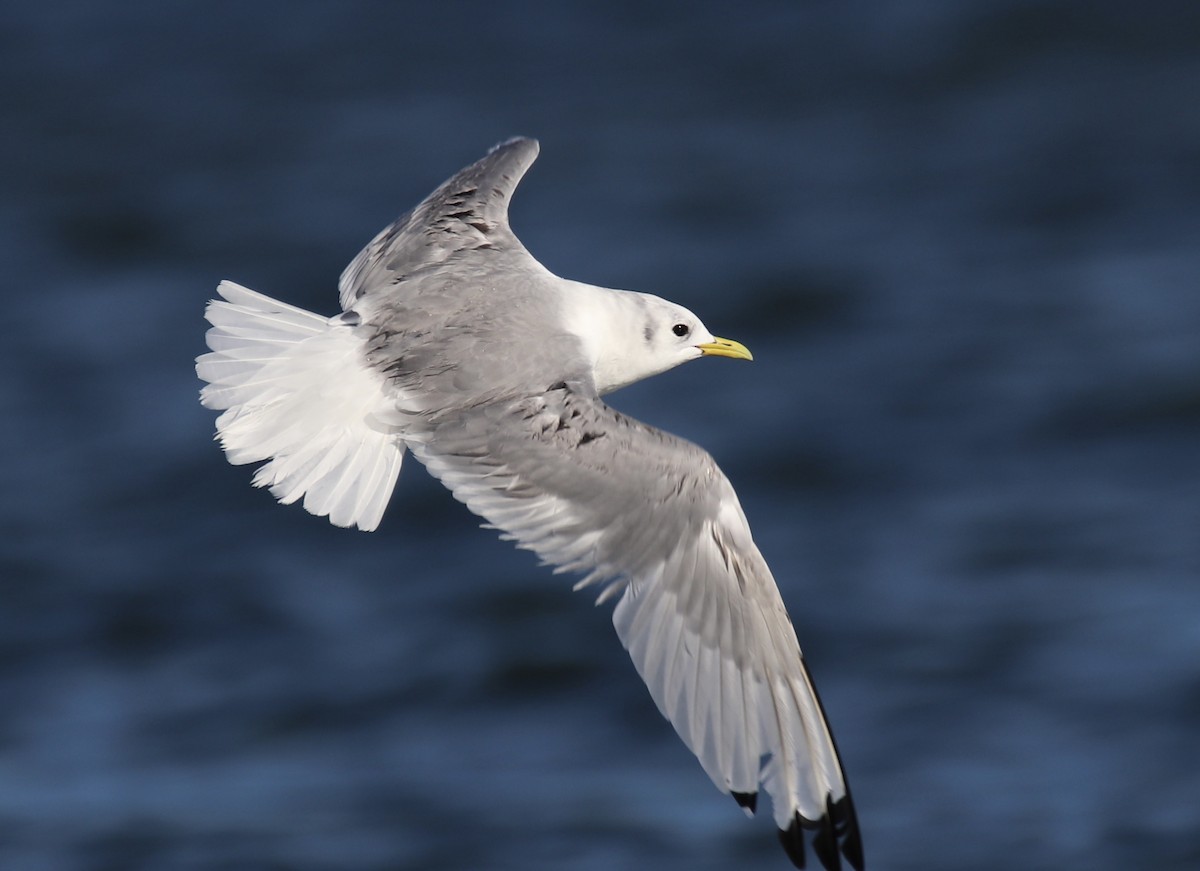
[3,2,1198,869]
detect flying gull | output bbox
[196,138,863,871]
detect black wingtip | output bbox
[778,816,809,869]
[835,794,865,871]
[777,795,864,871]
[811,809,839,871]
[732,791,758,814]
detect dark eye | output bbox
[672,323,690,337]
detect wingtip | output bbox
[490,136,539,157]
[811,810,839,871]
[777,795,864,871]
[836,794,865,871]
[778,817,809,869]
[732,790,757,816]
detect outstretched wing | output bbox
[408,384,863,871]
[339,137,541,310]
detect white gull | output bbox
[196,138,863,871]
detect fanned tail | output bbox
[196,280,403,531]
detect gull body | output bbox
[196,138,863,871]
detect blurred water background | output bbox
[2,2,1198,869]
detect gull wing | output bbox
[409,384,863,871]
[339,137,542,310]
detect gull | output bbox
[196,138,863,870]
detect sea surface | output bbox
[2,2,1198,869]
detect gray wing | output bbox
[409,384,863,871]
[339,137,541,311]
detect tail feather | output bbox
[197,280,403,531]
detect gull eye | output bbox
[672,323,690,337]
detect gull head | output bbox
[565,283,752,395]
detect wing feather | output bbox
[409,384,862,870]
[339,138,541,310]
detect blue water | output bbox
[2,2,1198,869]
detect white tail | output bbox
[196,280,404,531]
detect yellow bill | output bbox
[697,336,753,361]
